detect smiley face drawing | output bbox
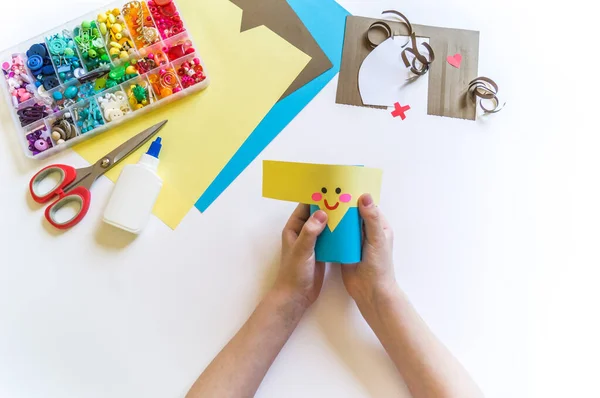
[311,187,352,210]
[263,161,383,232]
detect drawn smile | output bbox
[324,199,339,210]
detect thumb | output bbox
[358,194,386,247]
[295,210,328,255]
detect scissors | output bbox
[29,120,168,229]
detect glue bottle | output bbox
[103,137,163,234]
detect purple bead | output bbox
[34,139,49,151]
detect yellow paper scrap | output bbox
[263,161,383,231]
[73,0,310,229]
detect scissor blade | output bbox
[101,120,168,169]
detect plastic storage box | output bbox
[0,0,209,159]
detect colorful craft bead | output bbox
[25,43,59,90]
[97,90,131,122]
[127,81,153,109]
[163,38,194,61]
[123,1,160,49]
[26,126,52,155]
[148,0,185,39]
[73,100,105,133]
[97,7,137,61]
[176,58,206,88]
[73,21,110,71]
[1,55,36,107]
[148,66,180,99]
[45,30,83,83]
[50,112,77,144]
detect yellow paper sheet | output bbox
[73,0,310,229]
[263,161,383,231]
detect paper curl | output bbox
[365,10,434,76]
[469,77,506,113]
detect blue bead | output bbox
[52,91,63,100]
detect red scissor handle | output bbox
[29,164,78,203]
[44,186,92,229]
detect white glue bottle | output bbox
[103,137,163,234]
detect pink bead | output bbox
[20,92,31,101]
[193,58,200,65]
[148,53,155,59]
[1,62,9,70]
[173,87,181,93]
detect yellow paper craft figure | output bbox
[263,161,383,263]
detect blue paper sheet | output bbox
[195,0,350,212]
[311,205,363,264]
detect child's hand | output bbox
[273,204,328,309]
[341,194,397,306]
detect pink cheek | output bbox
[311,193,323,202]
[339,193,352,203]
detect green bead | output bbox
[88,49,97,59]
[64,48,74,57]
[100,54,110,62]
[106,80,117,88]
[81,21,91,29]
[109,66,125,80]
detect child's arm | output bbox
[342,194,484,398]
[185,205,328,398]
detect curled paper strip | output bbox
[469,77,506,113]
[365,10,434,76]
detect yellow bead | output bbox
[125,65,137,75]
[129,97,137,106]
[109,47,120,57]
[110,41,122,49]
[115,33,123,40]
[112,8,121,16]
[136,104,144,110]
[111,23,123,33]
[119,51,129,59]
[99,23,108,35]
[108,13,116,24]
[98,13,108,23]
[141,99,148,105]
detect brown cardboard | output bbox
[336,15,480,120]
[230,0,333,100]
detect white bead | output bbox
[57,139,65,145]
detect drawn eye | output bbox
[321,187,327,194]
[335,187,341,194]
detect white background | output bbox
[0,0,596,397]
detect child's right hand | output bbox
[341,194,398,307]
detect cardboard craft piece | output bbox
[358,36,429,110]
[195,0,350,213]
[336,15,480,120]
[231,0,333,100]
[73,0,310,229]
[263,161,382,264]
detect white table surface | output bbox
[0,1,596,397]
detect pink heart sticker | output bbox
[446,53,462,68]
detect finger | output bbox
[283,204,310,243]
[294,210,328,255]
[358,193,386,247]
